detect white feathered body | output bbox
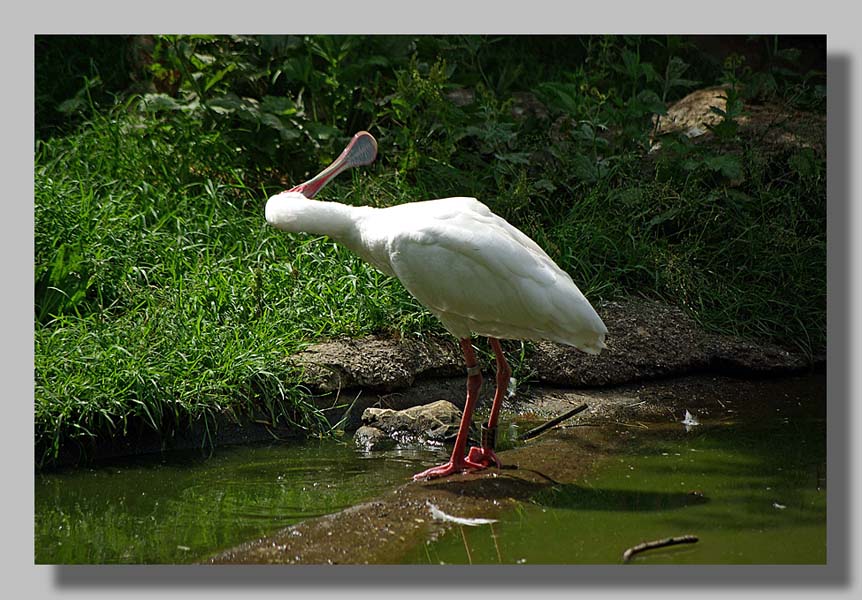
[265,193,607,354]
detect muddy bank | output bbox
[298,298,819,430]
[295,299,815,393]
[206,372,825,564]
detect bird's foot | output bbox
[412,457,489,481]
[465,446,501,469]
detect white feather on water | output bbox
[426,501,498,526]
[682,410,700,432]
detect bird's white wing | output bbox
[385,201,606,353]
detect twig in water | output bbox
[521,403,588,441]
[459,526,472,565]
[622,535,699,563]
[489,522,502,564]
[612,420,650,430]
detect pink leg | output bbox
[466,337,509,468]
[413,338,489,480]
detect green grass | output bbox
[34,109,436,465]
[34,35,826,466]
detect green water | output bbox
[35,379,826,565]
[408,415,826,564]
[35,441,440,564]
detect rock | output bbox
[651,86,825,157]
[528,299,710,386]
[290,335,463,393]
[445,87,475,107]
[528,299,812,387]
[290,299,816,407]
[361,400,462,444]
[353,426,395,452]
[316,378,471,434]
[510,91,549,120]
[653,86,731,141]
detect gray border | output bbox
[12,1,862,597]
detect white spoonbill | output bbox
[265,131,607,480]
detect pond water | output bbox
[407,414,826,564]
[35,376,826,565]
[35,441,439,564]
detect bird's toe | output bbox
[466,446,501,469]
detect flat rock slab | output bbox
[291,334,463,392]
[207,425,613,565]
[528,299,810,386]
[292,299,814,395]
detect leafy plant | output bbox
[708,88,744,143]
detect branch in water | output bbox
[521,403,588,441]
[622,535,699,563]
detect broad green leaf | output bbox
[140,94,182,112]
[703,154,743,179]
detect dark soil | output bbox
[298,298,818,431]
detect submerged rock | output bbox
[353,400,463,450]
[353,425,396,452]
[208,373,826,565]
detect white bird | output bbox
[265,132,607,480]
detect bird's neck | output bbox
[266,195,369,243]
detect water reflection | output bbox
[410,410,826,564]
[35,441,437,564]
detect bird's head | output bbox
[281,131,378,200]
[266,131,377,233]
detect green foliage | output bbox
[741,36,827,111]
[705,58,747,142]
[35,35,134,136]
[34,35,826,464]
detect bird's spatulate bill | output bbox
[288,131,378,198]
